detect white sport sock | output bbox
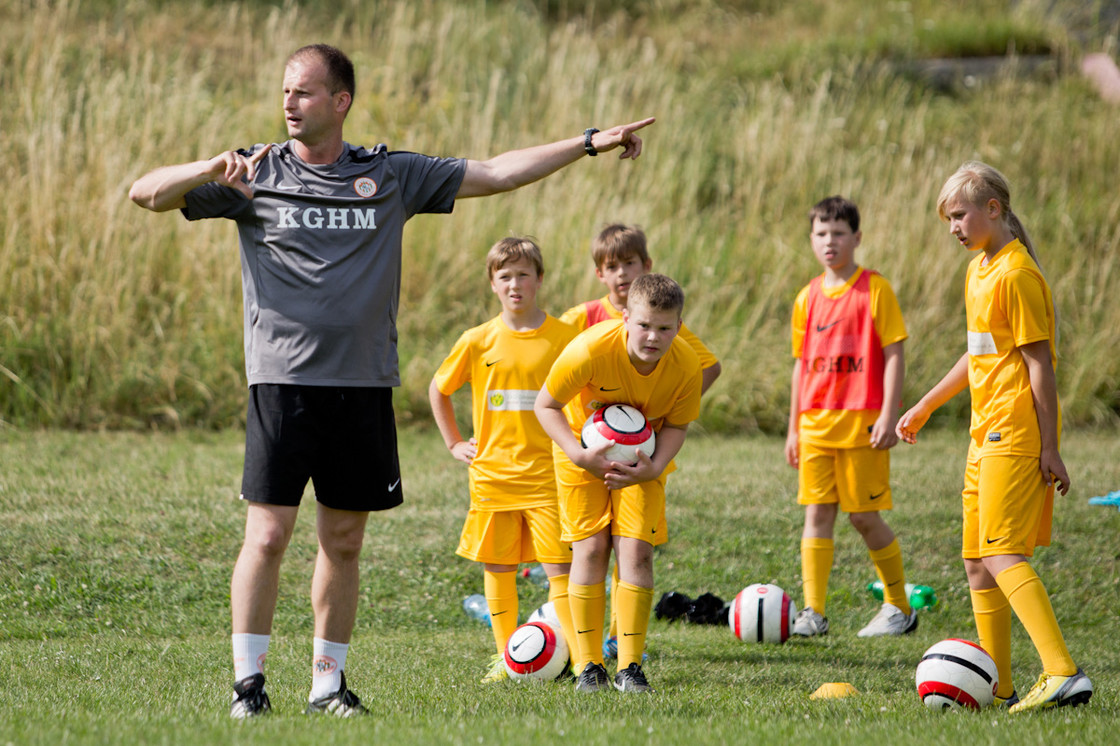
[309,637,349,700]
[232,633,270,682]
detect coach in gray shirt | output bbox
[129,43,652,718]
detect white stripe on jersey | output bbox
[967,330,998,356]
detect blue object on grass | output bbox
[1087,489,1120,509]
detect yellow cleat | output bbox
[1008,669,1092,713]
[481,653,509,683]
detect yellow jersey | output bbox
[559,295,719,371]
[544,319,703,437]
[791,268,907,447]
[433,314,579,510]
[965,239,1058,460]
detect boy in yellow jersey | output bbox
[561,224,721,392]
[536,273,702,693]
[560,224,721,657]
[785,196,916,639]
[429,237,578,683]
[898,162,1091,712]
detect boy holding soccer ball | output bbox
[560,223,721,658]
[535,273,702,693]
[785,196,916,639]
[429,237,579,683]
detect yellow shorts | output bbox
[962,455,1053,559]
[797,441,892,513]
[456,503,572,565]
[554,455,669,546]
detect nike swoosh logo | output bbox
[485,360,500,367]
[599,386,620,392]
[869,491,885,500]
[985,537,1005,544]
[887,580,901,587]
[491,610,508,617]
[815,320,841,332]
[388,478,401,492]
[622,632,640,637]
[511,637,525,651]
[577,629,593,635]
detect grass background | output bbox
[2,0,1120,431]
[1,427,1118,743]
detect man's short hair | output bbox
[808,195,860,233]
[627,273,683,315]
[486,236,544,279]
[289,44,355,103]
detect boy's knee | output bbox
[848,510,882,533]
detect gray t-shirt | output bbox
[183,141,466,387]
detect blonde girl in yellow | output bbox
[429,237,578,683]
[896,162,1092,713]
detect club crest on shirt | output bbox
[353,177,377,197]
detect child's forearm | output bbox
[919,353,969,412]
[787,360,801,436]
[1020,341,1061,452]
[880,341,905,425]
[651,425,688,474]
[428,379,464,449]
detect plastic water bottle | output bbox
[521,565,549,589]
[867,581,938,609]
[462,593,491,626]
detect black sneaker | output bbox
[575,662,611,693]
[230,673,271,719]
[305,672,369,717]
[613,662,654,693]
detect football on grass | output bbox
[916,638,999,710]
[728,583,795,644]
[580,404,655,465]
[503,621,570,682]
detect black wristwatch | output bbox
[584,128,600,156]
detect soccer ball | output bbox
[728,583,795,644]
[503,621,570,682]
[580,404,656,465]
[916,638,999,710]
[527,601,562,631]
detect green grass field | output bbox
[1,427,1117,744]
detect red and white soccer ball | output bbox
[527,601,562,631]
[581,404,656,465]
[728,583,795,644]
[503,621,570,682]
[916,638,999,710]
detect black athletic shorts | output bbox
[240,384,404,511]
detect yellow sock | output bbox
[800,537,834,614]
[547,573,578,667]
[615,580,654,669]
[483,569,519,655]
[607,561,620,638]
[971,586,1014,697]
[869,539,911,615]
[995,562,1076,677]
[569,581,606,672]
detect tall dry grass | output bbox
[2,0,1118,431]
